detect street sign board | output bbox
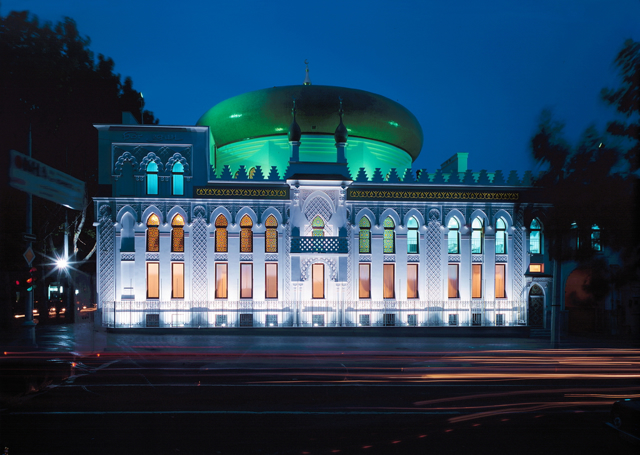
[22,233,37,242]
[9,150,86,210]
[23,246,35,266]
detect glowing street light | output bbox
[56,257,68,270]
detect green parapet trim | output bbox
[347,187,520,202]
[193,185,290,200]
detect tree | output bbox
[601,39,640,172]
[0,11,158,326]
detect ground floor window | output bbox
[215,263,228,299]
[407,264,418,299]
[359,263,370,299]
[147,262,159,299]
[472,264,482,299]
[383,263,395,299]
[172,263,184,299]
[265,263,278,299]
[448,264,459,298]
[312,263,324,299]
[495,264,506,298]
[240,263,253,299]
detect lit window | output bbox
[171,214,184,252]
[383,263,395,299]
[359,264,370,299]
[146,161,158,195]
[495,264,505,298]
[407,217,419,254]
[530,218,542,254]
[147,262,159,299]
[265,215,278,253]
[240,215,253,252]
[471,218,484,254]
[591,225,601,251]
[529,263,543,273]
[495,217,507,254]
[359,217,371,253]
[472,264,482,298]
[240,263,252,299]
[448,264,459,298]
[171,263,184,299]
[407,264,418,299]
[312,215,324,237]
[146,214,160,252]
[215,263,228,299]
[312,263,324,299]
[447,218,460,254]
[265,263,278,299]
[215,215,228,252]
[383,216,395,254]
[172,162,184,196]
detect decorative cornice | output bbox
[194,186,290,199]
[347,188,519,202]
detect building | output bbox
[93,75,557,330]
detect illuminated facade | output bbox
[94,80,554,329]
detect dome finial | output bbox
[303,59,312,86]
[334,96,348,144]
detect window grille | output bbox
[312,314,325,327]
[496,314,505,326]
[266,314,278,327]
[239,314,253,327]
[383,313,396,327]
[408,314,417,326]
[215,314,227,327]
[146,314,160,328]
[449,314,458,326]
[472,313,482,326]
[359,314,370,326]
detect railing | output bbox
[102,300,527,328]
[290,236,348,253]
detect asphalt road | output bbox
[2,344,639,455]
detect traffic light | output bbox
[25,267,38,292]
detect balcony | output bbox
[290,236,348,254]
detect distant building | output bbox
[94,74,561,330]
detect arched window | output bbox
[215,215,228,253]
[312,216,324,237]
[447,218,460,254]
[240,215,253,252]
[383,216,395,254]
[495,217,507,254]
[530,218,543,254]
[471,217,484,254]
[146,214,160,252]
[146,161,158,195]
[591,225,601,251]
[359,217,371,254]
[172,162,184,196]
[265,215,278,253]
[407,217,419,254]
[171,214,184,252]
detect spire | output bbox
[288,97,301,142]
[334,97,348,144]
[303,59,312,85]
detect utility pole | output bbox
[24,125,35,327]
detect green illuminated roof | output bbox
[197,85,424,161]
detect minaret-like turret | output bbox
[334,97,347,163]
[303,59,312,86]
[288,98,301,162]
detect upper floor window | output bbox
[171,214,184,252]
[359,217,371,253]
[146,161,158,195]
[215,215,228,252]
[240,214,253,252]
[447,218,460,254]
[265,215,278,253]
[407,217,419,254]
[495,217,507,254]
[471,217,484,254]
[383,216,395,254]
[146,214,160,252]
[312,216,325,237]
[530,218,543,254]
[172,162,184,196]
[591,225,601,251]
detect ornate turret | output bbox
[288,98,301,162]
[303,59,312,86]
[335,97,347,163]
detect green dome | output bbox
[197,85,424,161]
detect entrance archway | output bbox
[528,284,544,327]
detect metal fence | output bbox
[103,300,527,328]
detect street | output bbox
[1,324,639,454]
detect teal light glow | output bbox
[388,121,399,127]
[275,127,284,132]
[146,161,158,195]
[172,162,184,196]
[229,114,243,119]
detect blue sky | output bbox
[2,0,639,175]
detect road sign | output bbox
[22,233,37,242]
[23,246,35,266]
[9,150,86,210]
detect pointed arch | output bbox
[240,214,253,252]
[171,214,185,252]
[146,213,160,252]
[265,214,278,253]
[383,216,396,254]
[358,216,372,253]
[214,214,228,253]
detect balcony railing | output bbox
[290,236,348,253]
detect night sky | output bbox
[2,0,639,176]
